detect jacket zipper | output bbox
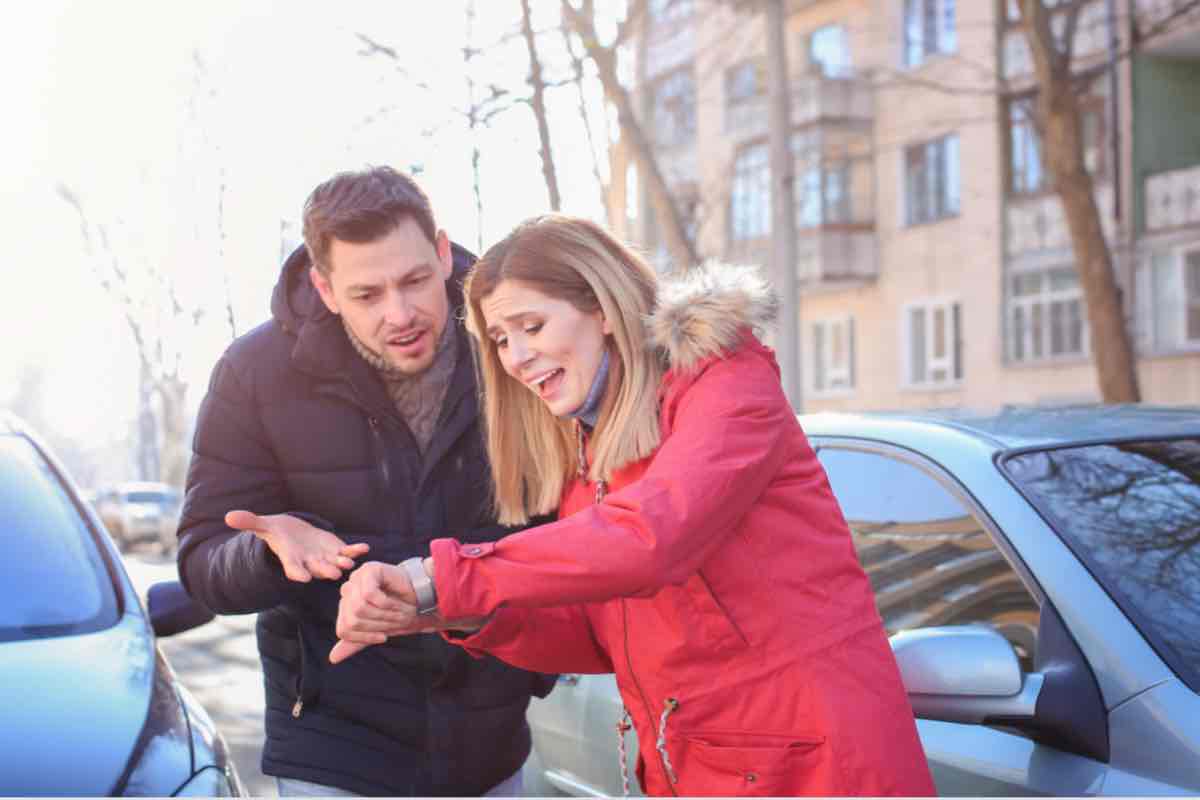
[578,421,678,795]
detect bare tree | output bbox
[57,185,198,488]
[561,0,700,270]
[1016,0,1141,402]
[521,0,563,211]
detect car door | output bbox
[815,441,1111,796]
[527,671,641,797]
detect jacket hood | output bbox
[647,261,779,373]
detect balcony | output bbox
[1145,164,1200,232]
[1006,182,1117,256]
[1002,0,1109,80]
[797,227,877,283]
[726,227,877,285]
[645,19,695,80]
[725,74,872,141]
[1135,0,1200,57]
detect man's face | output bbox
[311,217,453,375]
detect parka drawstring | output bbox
[656,697,680,785]
[616,710,633,797]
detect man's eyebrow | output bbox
[346,262,434,293]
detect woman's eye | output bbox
[495,336,508,349]
[524,323,543,335]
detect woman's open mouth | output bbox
[530,368,565,399]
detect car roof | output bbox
[800,403,1200,453]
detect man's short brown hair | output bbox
[302,166,438,275]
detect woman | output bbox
[251,215,934,796]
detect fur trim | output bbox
[647,261,779,372]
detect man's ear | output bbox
[435,230,453,279]
[309,266,340,315]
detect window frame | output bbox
[812,436,1046,620]
[730,141,771,242]
[807,23,852,77]
[1143,244,1200,353]
[903,297,964,389]
[810,316,856,397]
[651,66,698,149]
[904,134,961,226]
[903,0,958,68]
[1006,266,1091,364]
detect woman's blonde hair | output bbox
[464,215,665,524]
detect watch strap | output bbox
[400,557,438,615]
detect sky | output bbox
[2,0,610,471]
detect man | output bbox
[176,166,554,796]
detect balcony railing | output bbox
[1006,182,1117,256]
[726,227,877,284]
[1002,0,1109,80]
[725,74,872,140]
[1146,164,1200,232]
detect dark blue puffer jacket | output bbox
[176,243,555,796]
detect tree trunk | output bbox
[520,0,563,211]
[561,0,699,270]
[765,0,801,409]
[157,375,190,488]
[1019,0,1140,402]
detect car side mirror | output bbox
[147,580,215,638]
[890,625,1043,724]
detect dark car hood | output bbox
[0,613,156,795]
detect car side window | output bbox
[818,446,1040,671]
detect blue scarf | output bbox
[567,349,610,430]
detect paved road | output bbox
[122,548,275,797]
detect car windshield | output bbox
[1004,438,1200,693]
[0,435,118,642]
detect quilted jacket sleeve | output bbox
[176,354,300,614]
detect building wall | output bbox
[622,0,1199,412]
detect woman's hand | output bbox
[225,510,369,583]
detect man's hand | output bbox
[225,510,369,583]
[328,560,491,664]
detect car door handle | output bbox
[557,673,580,685]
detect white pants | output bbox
[276,769,524,797]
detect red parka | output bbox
[432,264,934,797]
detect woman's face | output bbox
[481,279,611,418]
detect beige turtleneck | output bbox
[342,317,458,456]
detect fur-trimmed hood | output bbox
[646,261,780,372]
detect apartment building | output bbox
[612,0,1200,411]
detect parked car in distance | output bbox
[523,405,1200,796]
[0,412,243,796]
[96,481,183,555]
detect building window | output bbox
[653,68,696,148]
[1007,90,1106,196]
[904,0,957,67]
[724,58,766,131]
[808,24,851,77]
[905,135,960,225]
[1008,267,1088,362]
[1146,247,1200,350]
[905,300,963,387]
[797,163,851,228]
[731,143,771,241]
[812,317,856,395]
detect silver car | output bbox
[523,405,1200,796]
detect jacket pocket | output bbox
[672,731,833,797]
[679,571,749,651]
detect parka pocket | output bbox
[678,571,749,651]
[672,731,833,797]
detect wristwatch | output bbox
[400,557,438,616]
